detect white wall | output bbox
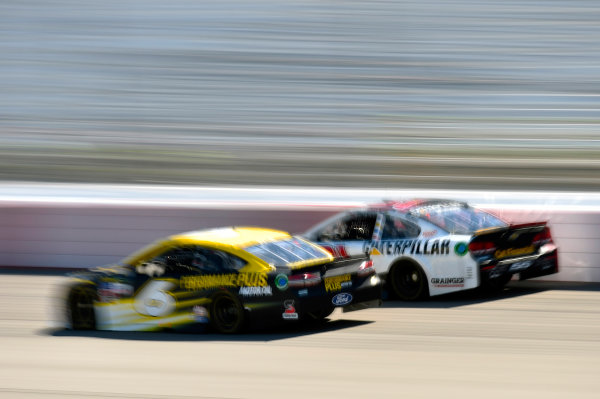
[1,184,598,282]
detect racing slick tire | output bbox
[388,261,429,301]
[482,273,512,293]
[306,305,335,321]
[210,292,246,334]
[67,285,97,330]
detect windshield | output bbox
[410,205,507,234]
[244,237,330,267]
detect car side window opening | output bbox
[138,246,247,276]
[413,206,507,234]
[339,213,378,241]
[381,215,421,239]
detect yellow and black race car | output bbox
[58,227,381,333]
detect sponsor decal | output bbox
[413,203,463,214]
[466,266,474,280]
[454,242,468,256]
[332,293,353,306]
[136,262,165,277]
[372,213,385,240]
[494,246,535,259]
[509,260,533,272]
[370,247,382,256]
[134,280,177,317]
[324,274,352,293]
[282,300,299,320]
[508,232,521,241]
[180,273,268,290]
[422,230,438,238]
[320,244,349,258]
[275,274,289,291]
[431,277,465,288]
[489,265,508,279]
[98,282,134,302]
[363,239,451,257]
[298,289,308,297]
[192,305,209,323]
[238,286,273,297]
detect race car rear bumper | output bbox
[481,248,559,282]
[518,251,559,280]
[294,274,382,317]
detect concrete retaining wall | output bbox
[1,184,598,282]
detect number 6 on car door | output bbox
[133,279,177,317]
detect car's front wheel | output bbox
[388,261,429,301]
[67,285,97,330]
[210,292,245,334]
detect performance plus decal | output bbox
[324,274,352,292]
[180,273,268,290]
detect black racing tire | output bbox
[482,273,512,293]
[210,292,246,334]
[388,261,429,301]
[306,305,335,321]
[67,285,97,330]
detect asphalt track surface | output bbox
[2,1,600,190]
[1,273,599,399]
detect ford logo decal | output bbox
[332,293,353,306]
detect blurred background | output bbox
[1,0,599,191]
[2,5,600,398]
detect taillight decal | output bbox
[359,260,374,269]
[288,272,322,288]
[321,244,349,258]
[468,241,497,256]
[533,227,553,245]
[358,260,376,277]
[320,245,335,255]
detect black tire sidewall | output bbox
[68,285,97,330]
[389,262,428,301]
[306,305,335,321]
[210,292,245,334]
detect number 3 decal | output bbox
[133,280,177,317]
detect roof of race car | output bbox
[371,198,468,213]
[170,227,292,248]
[122,227,333,270]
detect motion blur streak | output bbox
[1,0,599,189]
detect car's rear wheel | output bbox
[67,285,97,330]
[483,273,512,293]
[388,262,429,301]
[306,305,335,321]
[210,293,245,334]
